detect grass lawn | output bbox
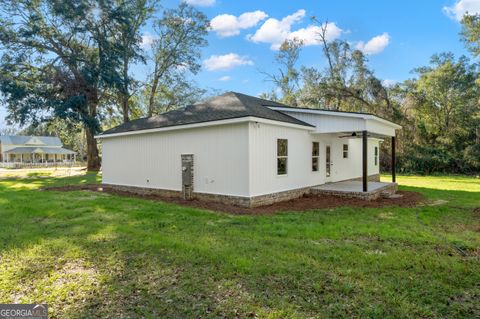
[0,173,479,318]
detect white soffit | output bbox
[270,107,401,137]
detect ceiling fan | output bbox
[338,132,362,138]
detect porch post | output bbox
[391,136,396,183]
[362,130,368,192]
[20,154,23,163]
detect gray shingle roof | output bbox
[101,92,314,135]
[4,146,75,154]
[0,135,62,146]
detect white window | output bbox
[343,144,348,158]
[374,146,378,166]
[277,139,288,175]
[312,142,319,171]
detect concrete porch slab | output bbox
[311,181,398,200]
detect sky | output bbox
[1,0,479,129]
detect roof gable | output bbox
[25,137,45,145]
[0,135,62,146]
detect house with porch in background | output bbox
[96,92,401,207]
[0,135,76,167]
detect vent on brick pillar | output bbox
[181,154,194,200]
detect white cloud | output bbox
[443,0,480,21]
[356,33,390,55]
[211,11,268,37]
[288,23,342,46]
[382,79,397,87]
[218,75,231,81]
[248,9,305,49]
[203,53,254,71]
[184,0,215,7]
[248,9,342,50]
[140,33,156,48]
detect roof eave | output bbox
[96,116,314,139]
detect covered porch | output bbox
[3,146,76,165]
[271,106,402,199]
[310,128,399,200]
[340,130,398,192]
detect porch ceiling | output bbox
[269,107,401,137]
[311,118,399,137]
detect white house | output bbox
[0,135,76,164]
[96,92,401,207]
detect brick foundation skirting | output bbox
[346,173,381,183]
[249,187,312,208]
[103,184,183,198]
[103,177,396,207]
[102,184,310,208]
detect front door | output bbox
[325,145,332,182]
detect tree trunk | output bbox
[121,94,130,123]
[148,76,159,117]
[85,126,101,171]
[148,62,160,117]
[85,94,101,171]
[121,51,130,123]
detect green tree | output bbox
[114,0,157,123]
[397,53,480,173]
[412,54,478,144]
[144,72,206,114]
[146,3,209,116]
[0,0,131,170]
[461,14,480,58]
[263,38,303,106]
[298,20,391,113]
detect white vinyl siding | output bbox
[101,120,382,199]
[248,122,319,196]
[101,122,250,197]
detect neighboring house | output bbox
[96,92,401,207]
[0,135,76,163]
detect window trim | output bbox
[312,141,319,172]
[276,138,288,176]
[343,144,349,159]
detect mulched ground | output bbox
[44,184,425,215]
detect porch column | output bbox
[391,136,396,183]
[362,130,368,192]
[20,154,23,163]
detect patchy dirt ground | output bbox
[44,184,424,215]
